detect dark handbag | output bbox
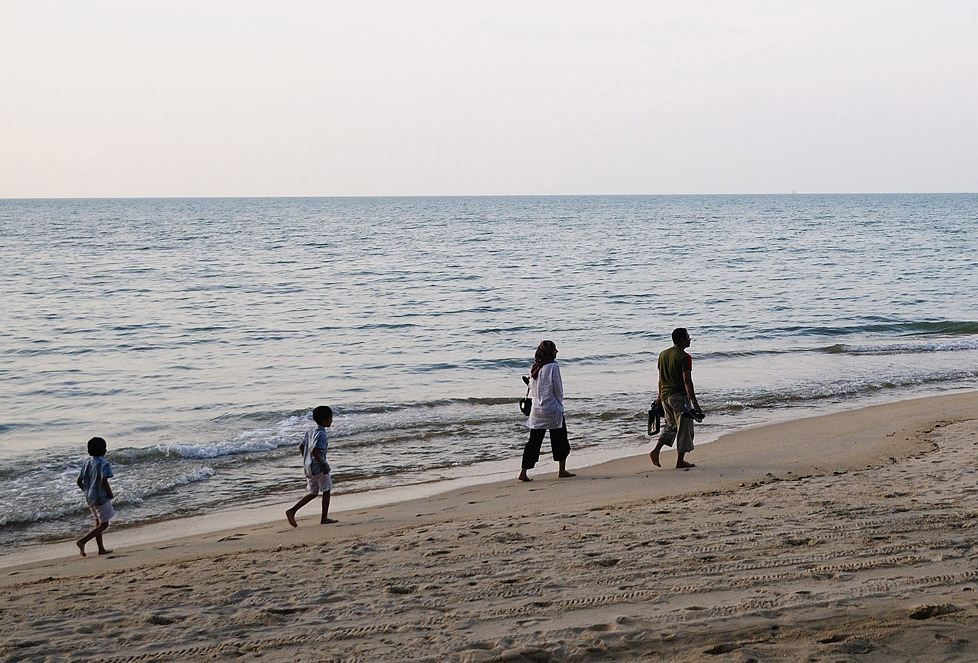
[519,376,532,416]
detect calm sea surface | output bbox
[1,194,976,549]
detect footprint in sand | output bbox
[217,533,246,542]
[818,633,847,644]
[704,642,742,655]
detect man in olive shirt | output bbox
[651,327,702,469]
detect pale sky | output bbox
[2,1,976,197]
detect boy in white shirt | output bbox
[286,406,337,527]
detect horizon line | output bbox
[2,191,975,202]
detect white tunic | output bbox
[526,362,565,430]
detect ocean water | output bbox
[1,194,976,550]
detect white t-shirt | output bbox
[302,426,330,478]
[526,362,565,430]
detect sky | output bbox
[1,1,976,197]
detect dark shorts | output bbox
[522,419,570,469]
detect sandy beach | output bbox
[3,391,978,662]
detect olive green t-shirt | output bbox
[658,346,691,400]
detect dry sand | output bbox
[3,391,978,662]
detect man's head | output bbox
[672,327,690,348]
[312,405,333,427]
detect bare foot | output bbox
[650,449,661,467]
[97,549,113,555]
[676,461,696,469]
[286,510,298,528]
[558,471,576,478]
[76,540,87,557]
[321,518,338,524]
[518,472,531,482]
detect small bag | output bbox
[519,376,532,416]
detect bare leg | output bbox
[286,494,316,527]
[94,524,111,555]
[321,491,337,524]
[650,441,664,468]
[557,460,575,478]
[518,469,531,482]
[77,521,109,557]
[676,452,695,469]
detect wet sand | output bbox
[3,391,978,662]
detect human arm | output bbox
[313,428,330,473]
[102,477,114,500]
[77,476,84,491]
[683,371,700,411]
[551,364,564,404]
[313,448,329,474]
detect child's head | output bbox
[312,405,333,427]
[87,436,107,457]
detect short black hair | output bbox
[87,436,107,457]
[312,406,333,426]
[672,327,689,345]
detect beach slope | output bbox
[3,392,978,662]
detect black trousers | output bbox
[522,419,570,470]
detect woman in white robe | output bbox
[518,340,575,482]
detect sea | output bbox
[1,194,976,553]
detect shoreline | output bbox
[2,390,973,571]
[4,390,978,662]
[4,384,961,569]
[0,390,970,571]
[0,385,967,564]
[0,429,730,570]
